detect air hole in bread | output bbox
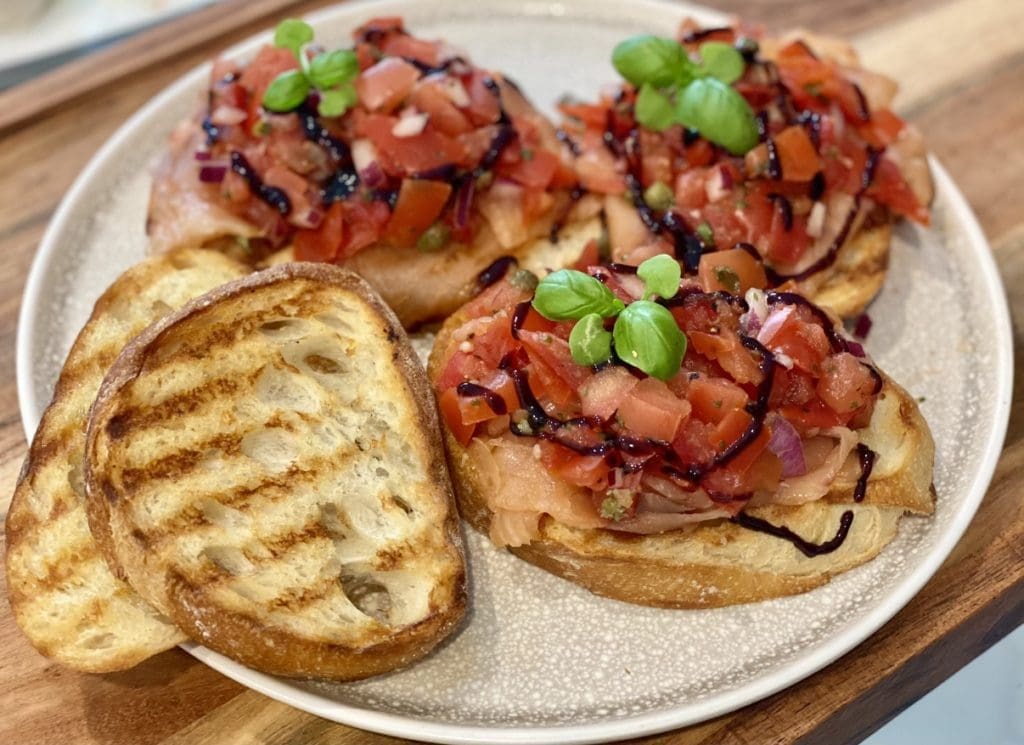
[149,299,174,318]
[258,318,309,340]
[374,466,390,478]
[319,502,347,539]
[67,460,85,500]
[240,428,299,472]
[340,574,391,623]
[81,632,116,650]
[203,545,254,575]
[391,494,414,516]
[201,498,249,531]
[304,354,344,374]
[315,313,353,332]
[254,366,319,414]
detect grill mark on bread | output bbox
[109,372,256,432]
[117,433,243,491]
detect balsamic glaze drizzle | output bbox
[477,256,518,288]
[229,152,291,215]
[732,510,855,557]
[854,443,876,502]
[456,382,508,416]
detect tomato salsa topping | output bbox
[559,19,930,285]
[193,16,573,261]
[434,258,881,549]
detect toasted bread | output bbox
[262,214,603,328]
[429,306,935,609]
[5,248,248,671]
[84,263,467,680]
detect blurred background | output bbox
[1,2,1021,744]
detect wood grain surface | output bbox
[1,1,1021,743]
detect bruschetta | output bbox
[148,16,597,327]
[558,19,933,318]
[428,258,934,607]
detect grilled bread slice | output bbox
[5,248,248,672]
[84,263,467,680]
[430,309,935,609]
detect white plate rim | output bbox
[14,2,1014,742]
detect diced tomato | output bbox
[575,148,626,194]
[439,388,476,446]
[380,34,441,67]
[571,239,601,272]
[858,108,905,148]
[436,348,488,390]
[519,329,592,391]
[499,148,560,190]
[765,315,831,373]
[354,16,405,37]
[687,377,748,424]
[772,125,822,182]
[384,178,452,247]
[777,55,868,123]
[816,352,876,417]
[617,378,691,441]
[557,101,608,129]
[460,278,531,319]
[337,199,390,258]
[697,248,768,295]
[468,313,519,368]
[538,440,611,490]
[689,330,762,385]
[866,156,929,225]
[710,409,752,453]
[671,417,716,466]
[684,137,717,167]
[409,81,474,136]
[673,168,709,210]
[464,71,502,126]
[768,366,817,408]
[359,113,468,174]
[355,58,422,112]
[641,146,673,187]
[237,46,299,130]
[294,202,344,262]
[579,366,638,421]
[779,398,845,433]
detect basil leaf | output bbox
[317,82,358,117]
[533,269,625,321]
[274,18,314,57]
[612,35,694,88]
[698,41,746,85]
[263,70,311,112]
[637,254,681,299]
[308,49,359,89]
[676,77,758,155]
[569,313,613,366]
[634,84,676,132]
[613,300,687,380]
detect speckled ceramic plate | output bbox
[16,1,1013,742]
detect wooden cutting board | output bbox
[1,1,1021,743]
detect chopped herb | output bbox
[714,266,741,292]
[600,497,627,521]
[643,180,675,211]
[520,147,535,161]
[416,222,451,252]
[696,221,715,246]
[713,399,723,408]
[509,268,539,291]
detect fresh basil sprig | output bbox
[613,301,687,381]
[532,269,625,321]
[263,19,359,118]
[610,34,757,154]
[532,256,688,380]
[569,313,613,366]
[636,253,680,300]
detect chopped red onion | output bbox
[846,340,867,358]
[719,164,734,190]
[454,177,475,230]
[194,150,212,161]
[360,161,387,189]
[768,415,806,477]
[293,208,324,229]
[198,165,227,183]
[853,312,873,340]
[392,111,429,138]
[757,304,794,346]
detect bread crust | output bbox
[429,304,935,608]
[84,263,467,680]
[5,248,248,671]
